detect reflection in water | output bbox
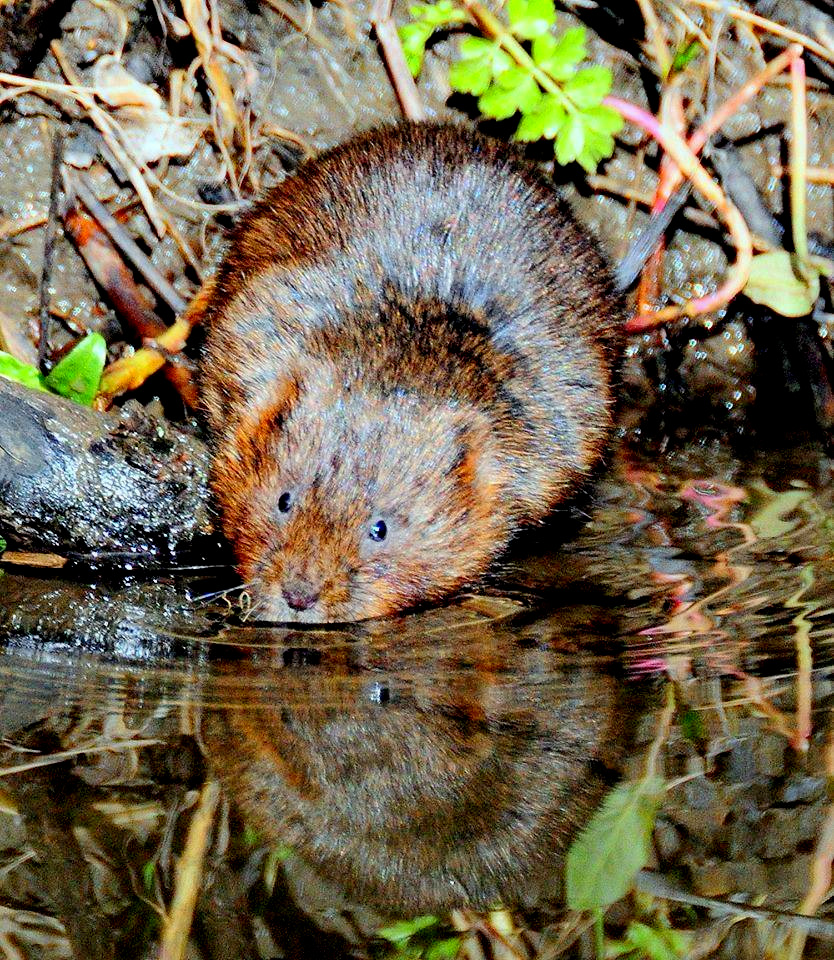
[203,628,637,915]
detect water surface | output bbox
[2,438,834,959]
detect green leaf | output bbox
[554,112,585,165]
[449,57,491,94]
[563,64,612,108]
[424,937,462,959]
[507,0,555,39]
[450,37,512,93]
[409,0,467,26]
[0,538,6,555]
[671,39,701,73]
[571,104,622,169]
[399,20,435,75]
[378,915,438,944]
[479,68,542,119]
[44,332,107,406]
[532,26,586,79]
[679,707,706,745]
[458,35,511,70]
[0,352,48,393]
[515,93,566,140]
[565,777,663,910]
[575,123,616,172]
[612,922,692,960]
[744,250,820,317]
[582,102,624,135]
[141,860,156,893]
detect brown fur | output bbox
[197,121,624,622]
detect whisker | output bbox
[190,581,254,603]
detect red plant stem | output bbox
[607,86,753,329]
[606,43,803,331]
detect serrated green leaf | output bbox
[563,64,612,108]
[532,26,586,79]
[479,68,542,119]
[507,0,555,39]
[378,915,438,944]
[457,36,512,78]
[449,56,492,94]
[581,102,624,135]
[399,20,434,75]
[555,112,585,165]
[44,332,106,406]
[744,250,820,317]
[565,777,663,910]
[515,93,566,140]
[575,125,615,172]
[0,352,48,393]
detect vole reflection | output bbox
[203,609,640,916]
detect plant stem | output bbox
[609,86,753,328]
[790,53,811,272]
[593,909,605,960]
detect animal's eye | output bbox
[369,519,387,542]
[278,492,292,513]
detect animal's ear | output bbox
[451,414,506,502]
[232,374,303,475]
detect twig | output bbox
[96,315,194,407]
[683,0,834,66]
[634,870,834,939]
[262,0,333,48]
[636,0,672,76]
[773,165,834,184]
[371,0,426,121]
[0,211,48,240]
[645,681,675,780]
[71,173,188,315]
[62,200,199,408]
[37,131,63,374]
[48,40,166,236]
[0,551,67,568]
[0,739,163,777]
[158,780,220,960]
[180,0,242,146]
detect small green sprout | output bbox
[400,0,623,171]
[0,332,107,406]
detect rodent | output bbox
[195,121,623,622]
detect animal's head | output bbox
[211,369,512,622]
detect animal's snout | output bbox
[282,581,321,611]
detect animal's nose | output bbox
[282,582,320,611]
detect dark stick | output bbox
[37,131,64,374]
[614,182,692,293]
[71,172,189,316]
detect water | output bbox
[1,437,834,959]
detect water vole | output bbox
[196,122,623,622]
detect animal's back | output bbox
[198,123,623,622]
[202,123,620,518]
